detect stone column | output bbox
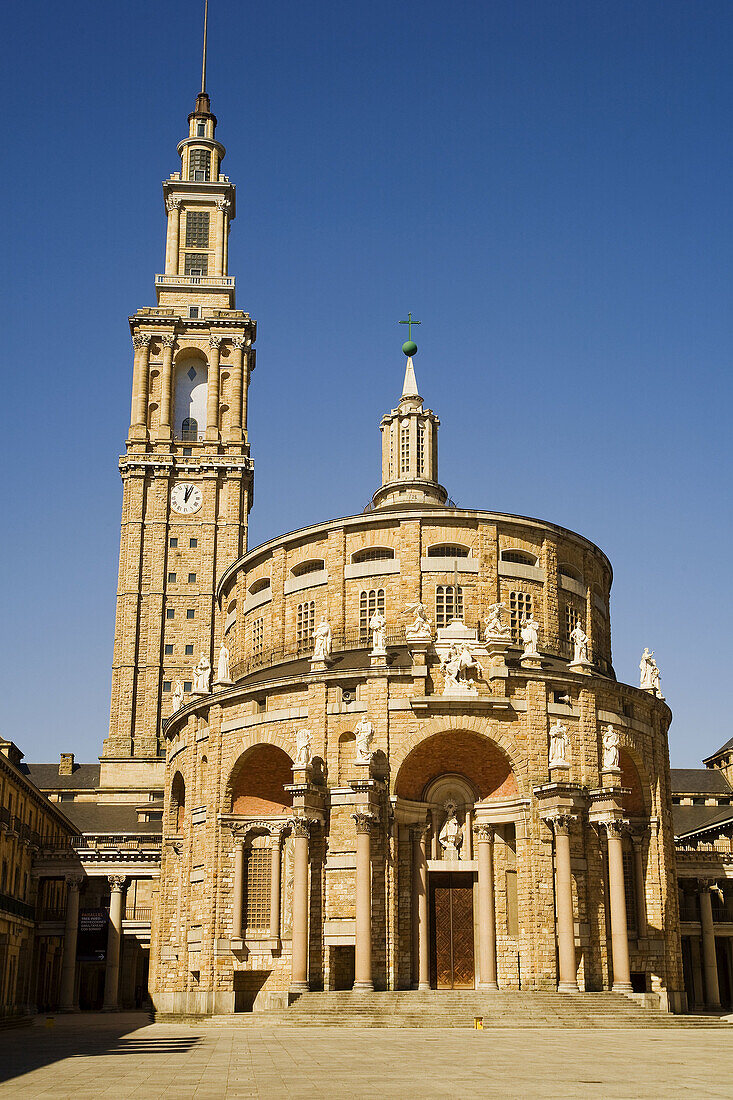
[549,815,578,992]
[410,827,420,988]
[206,335,222,440]
[475,824,498,990]
[228,337,245,441]
[630,831,647,938]
[214,200,228,275]
[412,824,430,990]
[165,198,181,273]
[699,884,721,1007]
[222,201,230,273]
[464,808,473,861]
[430,807,439,860]
[290,818,313,993]
[103,876,126,1011]
[232,838,245,940]
[604,821,632,993]
[353,812,377,991]
[59,876,83,1011]
[130,334,151,431]
[269,829,282,944]
[158,334,176,439]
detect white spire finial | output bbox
[401,357,421,402]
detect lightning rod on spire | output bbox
[201,0,209,94]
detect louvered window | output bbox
[245,846,271,932]
[186,211,210,248]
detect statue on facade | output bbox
[192,654,211,694]
[217,641,231,683]
[521,615,540,657]
[639,648,662,695]
[570,620,589,664]
[484,602,510,641]
[312,616,332,661]
[354,714,375,764]
[548,720,570,768]
[439,801,463,860]
[441,641,480,694]
[405,602,432,640]
[294,727,312,768]
[171,680,184,714]
[369,608,387,652]
[602,724,620,771]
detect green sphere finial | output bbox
[402,340,418,357]
[398,312,421,357]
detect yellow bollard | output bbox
[474,1016,483,1029]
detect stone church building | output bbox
[15,70,733,1023]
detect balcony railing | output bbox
[155,274,234,288]
[71,834,161,851]
[124,905,153,922]
[37,907,66,922]
[0,892,34,921]
[230,626,408,683]
[712,900,733,923]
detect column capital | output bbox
[209,334,223,350]
[473,823,496,843]
[410,822,431,841]
[602,818,629,839]
[216,198,231,212]
[232,336,248,350]
[108,875,126,892]
[546,813,579,836]
[352,811,379,834]
[65,874,84,890]
[166,197,182,212]
[132,334,151,350]
[161,334,176,348]
[291,816,318,838]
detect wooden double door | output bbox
[429,872,475,989]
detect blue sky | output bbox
[3,0,732,766]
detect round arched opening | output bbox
[395,729,518,802]
[619,749,647,815]
[228,744,294,815]
[170,771,186,831]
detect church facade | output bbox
[107,88,689,1016]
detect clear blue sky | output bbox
[3,0,732,766]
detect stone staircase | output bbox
[179,990,729,1028]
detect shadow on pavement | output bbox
[0,1012,201,1087]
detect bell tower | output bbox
[104,21,256,766]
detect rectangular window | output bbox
[184,680,192,692]
[252,617,264,656]
[186,609,195,620]
[359,588,385,639]
[163,680,171,692]
[197,122,206,137]
[400,423,410,474]
[169,537,178,548]
[416,423,425,475]
[296,601,315,647]
[563,602,581,644]
[185,252,209,276]
[166,608,175,620]
[182,447,193,456]
[245,846,272,932]
[189,307,200,319]
[622,848,637,934]
[435,585,463,628]
[189,148,211,181]
[185,211,210,248]
[190,538,198,548]
[168,572,176,583]
[164,644,173,656]
[185,644,194,656]
[509,591,533,644]
[188,573,197,583]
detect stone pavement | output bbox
[0,1013,732,1099]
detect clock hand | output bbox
[184,485,193,502]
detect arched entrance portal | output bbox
[394,729,520,991]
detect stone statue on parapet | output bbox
[294,727,312,768]
[354,714,375,764]
[405,602,432,640]
[639,648,662,695]
[369,609,387,652]
[192,654,211,693]
[312,616,332,661]
[570,621,589,664]
[484,602,510,641]
[602,724,620,771]
[171,680,184,714]
[548,720,570,768]
[521,615,540,657]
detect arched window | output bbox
[559,564,582,582]
[174,359,207,439]
[428,544,470,558]
[509,591,533,645]
[351,547,395,564]
[170,773,185,832]
[436,585,462,627]
[291,559,324,577]
[360,589,385,638]
[248,578,271,595]
[500,549,538,566]
[198,755,208,801]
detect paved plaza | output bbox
[0,1013,731,1099]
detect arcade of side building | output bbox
[2,82,733,1023]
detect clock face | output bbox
[171,483,203,515]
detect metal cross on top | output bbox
[399,312,421,341]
